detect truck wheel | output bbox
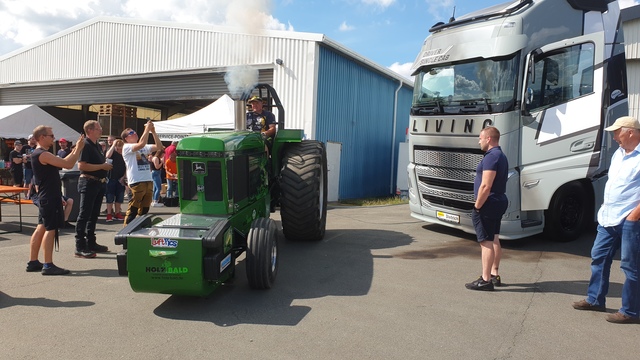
[246,218,278,289]
[544,182,591,242]
[280,141,328,241]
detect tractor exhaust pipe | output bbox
[234,99,247,131]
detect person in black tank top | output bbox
[27,126,85,276]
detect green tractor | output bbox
[114,84,327,296]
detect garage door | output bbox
[0,69,273,106]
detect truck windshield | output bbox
[412,53,520,114]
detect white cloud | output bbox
[361,0,396,8]
[0,0,97,47]
[619,0,640,8]
[339,21,355,32]
[263,15,295,31]
[388,62,414,81]
[425,0,455,19]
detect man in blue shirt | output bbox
[465,126,508,291]
[246,96,276,140]
[573,116,640,323]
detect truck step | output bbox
[521,219,543,228]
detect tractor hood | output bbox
[177,131,265,154]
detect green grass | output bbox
[337,196,409,206]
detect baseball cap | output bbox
[248,96,262,103]
[14,140,22,145]
[604,116,640,131]
[59,138,68,143]
[27,134,33,140]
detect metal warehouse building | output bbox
[0,17,414,200]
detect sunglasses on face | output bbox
[127,131,136,136]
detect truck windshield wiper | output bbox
[412,100,444,114]
[458,98,492,113]
[460,97,491,105]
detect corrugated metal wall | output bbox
[315,45,413,199]
[270,37,318,138]
[624,18,640,120]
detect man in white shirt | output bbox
[572,116,640,324]
[121,121,163,225]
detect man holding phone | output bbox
[74,120,113,258]
[121,120,163,225]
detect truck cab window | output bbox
[526,43,595,112]
[412,52,519,114]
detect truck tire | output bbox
[544,182,591,242]
[280,141,328,241]
[246,218,278,289]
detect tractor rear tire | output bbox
[280,141,328,241]
[246,218,278,289]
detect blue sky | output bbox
[0,0,638,79]
[272,0,515,76]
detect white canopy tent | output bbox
[154,94,236,141]
[0,105,81,141]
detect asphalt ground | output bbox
[1,201,640,359]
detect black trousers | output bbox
[74,177,105,250]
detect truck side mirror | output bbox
[525,87,534,105]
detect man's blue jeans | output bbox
[75,177,105,250]
[587,222,640,317]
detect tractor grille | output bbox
[413,147,484,211]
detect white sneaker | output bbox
[152,202,164,207]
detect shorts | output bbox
[106,178,125,204]
[11,167,23,186]
[23,168,33,185]
[37,197,64,231]
[472,208,502,242]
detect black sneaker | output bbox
[465,277,495,291]
[473,275,502,287]
[75,249,97,258]
[26,260,44,272]
[491,275,502,286]
[63,221,75,229]
[88,243,109,253]
[42,264,71,275]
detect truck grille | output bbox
[413,147,484,211]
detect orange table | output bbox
[0,185,30,233]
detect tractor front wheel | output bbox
[246,218,278,289]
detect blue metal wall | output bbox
[316,45,413,199]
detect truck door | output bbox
[520,33,604,211]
